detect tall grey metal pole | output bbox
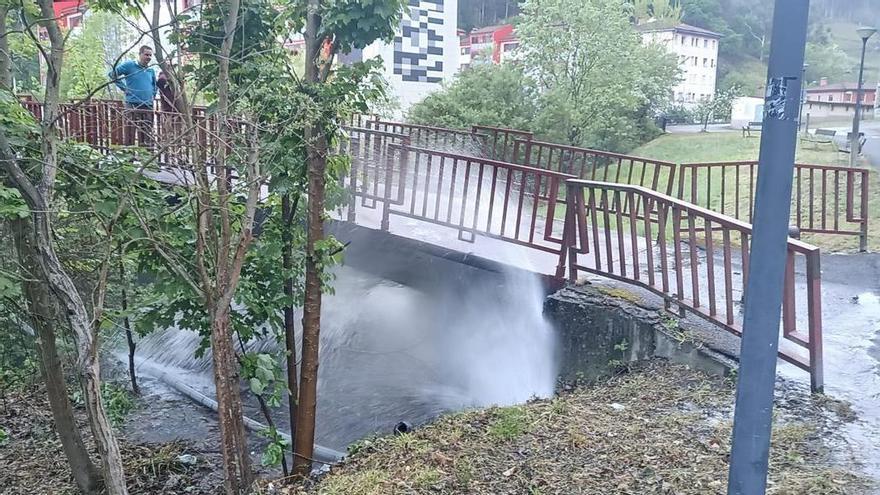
[851,39,868,167]
[851,31,874,167]
[727,1,809,494]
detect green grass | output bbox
[630,131,879,252]
[531,131,876,252]
[631,131,843,165]
[487,406,529,442]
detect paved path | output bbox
[665,123,736,134]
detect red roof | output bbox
[807,83,876,93]
[471,24,509,35]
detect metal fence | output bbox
[365,120,486,154]
[514,139,678,197]
[560,180,823,391]
[356,143,577,273]
[678,161,870,251]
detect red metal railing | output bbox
[372,143,575,268]
[365,120,486,155]
[339,126,411,223]
[514,139,678,197]
[470,125,535,162]
[678,161,870,251]
[560,179,823,391]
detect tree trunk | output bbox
[292,124,326,478]
[5,3,130,493]
[119,259,139,395]
[210,305,252,494]
[292,1,324,476]
[282,194,299,460]
[209,0,251,492]
[12,217,102,495]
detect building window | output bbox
[461,47,470,55]
[704,39,708,48]
[703,58,708,67]
[503,42,519,52]
[693,57,698,67]
[828,95,834,102]
[711,59,715,68]
[681,35,687,45]
[67,13,82,29]
[712,40,716,48]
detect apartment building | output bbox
[638,22,721,107]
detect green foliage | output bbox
[804,42,853,85]
[258,426,289,467]
[608,338,630,372]
[519,0,679,151]
[631,0,682,24]
[0,319,38,391]
[407,64,538,131]
[411,0,679,152]
[241,353,284,406]
[101,382,135,426]
[319,0,406,54]
[3,6,41,92]
[692,85,739,130]
[61,11,138,100]
[0,427,8,446]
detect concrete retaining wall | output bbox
[546,284,735,383]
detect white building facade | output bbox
[358,0,459,115]
[639,23,721,107]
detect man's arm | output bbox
[108,61,129,91]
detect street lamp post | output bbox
[851,26,876,167]
[798,63,808,132]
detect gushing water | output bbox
[127,264,557,451]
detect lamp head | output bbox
[856,26,877,41]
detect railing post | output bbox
[556,180,577,282]
[860,170,869,252]
[781,250,796,337]
[806,249,824,393]
[347,134,357,223]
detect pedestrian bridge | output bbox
[20,98,875,392]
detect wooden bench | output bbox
[742,121,762,137]
[800,128,836,148]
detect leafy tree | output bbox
[458,0,519,32]
[518,0,679,151]
[61,11,138,100]
[692,85,738,131]
[408,63,538,131]
[631,0,682,24]
[0,0,129,492]
[294,0,406,476]
[804,41,853,85]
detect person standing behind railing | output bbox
[108,46,157,147]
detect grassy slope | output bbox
[295,362,867,495]
[827,22,880,85]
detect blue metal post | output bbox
[727,1,809,494]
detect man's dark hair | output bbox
[139,45,153,54]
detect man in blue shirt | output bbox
[109,46,157,147]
